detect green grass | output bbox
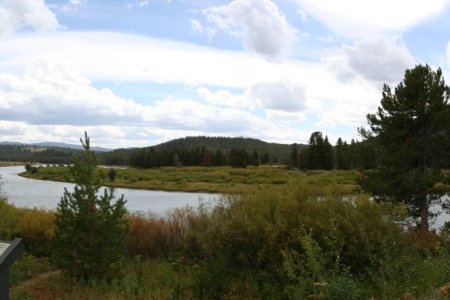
[19,165,361,194]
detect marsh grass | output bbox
[20,165,361,194]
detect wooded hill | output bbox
[100,136,308,167]
[0,144,79,164]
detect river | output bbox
[0,166,217,216]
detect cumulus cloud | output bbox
[0,0,59,36]
[251,80,308,112]
[0,31,388,146]
[323,36,415,84]
[203,0,296,59]
[296,0,449,38]
[197,87,256,109]
[0,59,317,147]
[0,59,145,126]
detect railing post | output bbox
[0,238,24,300]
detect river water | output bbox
[0,166,217,216]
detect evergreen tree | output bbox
[53,132,128,280]
[323,136,334,170]
[306,131,334,170]
[288,143,299,169]
[251,149,260,166]
[358,65,450,230]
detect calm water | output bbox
[0,166,217,216]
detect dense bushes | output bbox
[4,184,450,298]
[0,199,55,256]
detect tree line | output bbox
[287,132,377,170]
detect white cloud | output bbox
[139,1,150,7]
[251,80,308,112]
[197,87,255,109]
[0,31,314,88]
[0,0,59,36]
[203,0,296,59]
[0,31,389,146]
[190,19,216,38]
[190,19,203,33]
[296,0,449,38]
[296,8,309,22]
[0,59,320,147]
[0,59,145,126]
[323,36,416,84]
[56,0,85,12]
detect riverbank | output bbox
[19,165,361,194]
[0,161,23,167]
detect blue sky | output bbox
[0,0,450,148]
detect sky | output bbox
[1,0,450,148]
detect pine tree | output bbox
[289,143,299,169]
[306,131,334,170]
[53,132,128,280]
[358,65,450,230]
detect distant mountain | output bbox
[0,141,112,152]
[32,142,113,152]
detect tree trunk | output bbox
[420,205,429,231]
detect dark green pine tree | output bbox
[288,143,299,169]
[323,136,334,170]
[358,65,450,231]
[306,131,334,170]
[53,132,128,280]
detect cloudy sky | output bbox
[1,0,450,148]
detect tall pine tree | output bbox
[358,65,450,230]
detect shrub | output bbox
[16,208,55,257]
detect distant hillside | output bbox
[0,141,112,152]
[0,144,80,164]
[32,142,113,152]
[154,136,306,159]
[100,136,307,166]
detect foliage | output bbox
[4,180,450,298]
[16,208,55,257]
[0,144,79,164]
[358,64,450,230]
[181,185,407,298]
[107,167,116,181]
[53,132,128,281]
[0,197,19,239]
[303,131,334,170]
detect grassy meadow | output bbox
[20,164,361,194]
